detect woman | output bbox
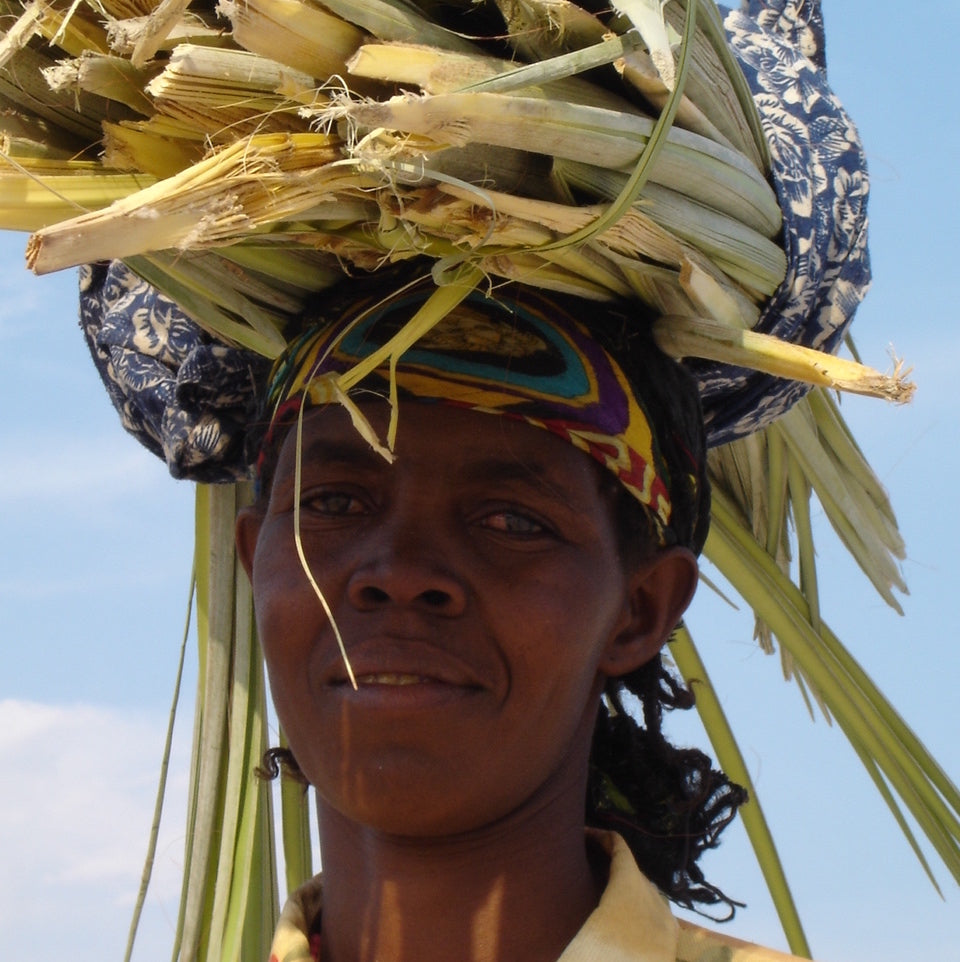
[236,278,806,962]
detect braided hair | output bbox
[582,306,746,917]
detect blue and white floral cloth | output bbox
[697,0,869,445]
[78,0,870,477]
[79,261,268,482]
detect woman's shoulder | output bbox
[677,919,813,962]
[579,831,815,962]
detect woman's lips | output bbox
[355,673,433,686]
[330,672,483,713]
[323,643,488,715]
[322,635,490,690]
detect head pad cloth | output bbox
[77,0,869,476]
[260,282,675,542]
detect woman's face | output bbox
[238,401,696,838]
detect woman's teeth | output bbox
[357,673,429,686]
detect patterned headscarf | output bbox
[258,281,676,543]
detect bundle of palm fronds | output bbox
[0,1,953,960]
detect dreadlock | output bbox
[581,303,747,918]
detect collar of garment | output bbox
[267,830,807,962]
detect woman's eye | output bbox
[481,510,548,535]
[302,491,366,516]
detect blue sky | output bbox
[2,2,958,960]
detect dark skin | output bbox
[237,401,698,962]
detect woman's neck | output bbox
[315,789,604,962]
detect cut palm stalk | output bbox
[157,245,315,318]
[32,0,113,57]
[481,248,630,300]
[610,0,677,89]
[102,119,204,177]
[150,44,316,100]
[556,158,784,296]
[386,188,643,294]
[678,260,761,330]
[474,33,645,101]
[346,41,504,92]
[25,132,347,273]
[0,131,72,159]
[0,107,88,158]
[581,37,692,256]
[428,144,556,200]
[663,0,767,169]
[615,44,738,152]
[310,0,479,53]
[428,181,688,267]
[146,44,315,140]
[638,181,785,294]
[0,43,105,146]
[218,0,366,83]
[347,39,639,113]
[325,91,781,234]
[652,314,915,402]
[492,0,608,62]
[109,111,221,145]
[608,0,762,166]
[669,623,811,957]
[614,255,699,316]
[217,243,343,296]
[130,0,192,67]
[543,9,756,259]
[0,1,43,71]
[491,0,757,163]
[0,156,156,231]
[525,242,637,298]
[42,53,157,116]
[263,196,379,228]
[97,0,160,19]
[107,9,230,55]
[126,251,294,356]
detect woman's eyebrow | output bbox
[299,438,388,471]
[457,457,585,507]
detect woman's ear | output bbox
[600,546,699,677]
[235,506,263,582]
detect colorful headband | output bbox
[259,283,675,541]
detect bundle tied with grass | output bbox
[2,1,954,960]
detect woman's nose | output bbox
[345,514,467,615]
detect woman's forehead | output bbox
[275,401,612,501]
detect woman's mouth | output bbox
[355,673,432,686]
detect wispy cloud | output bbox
[0,434,173,503]
[0,699,190,961]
